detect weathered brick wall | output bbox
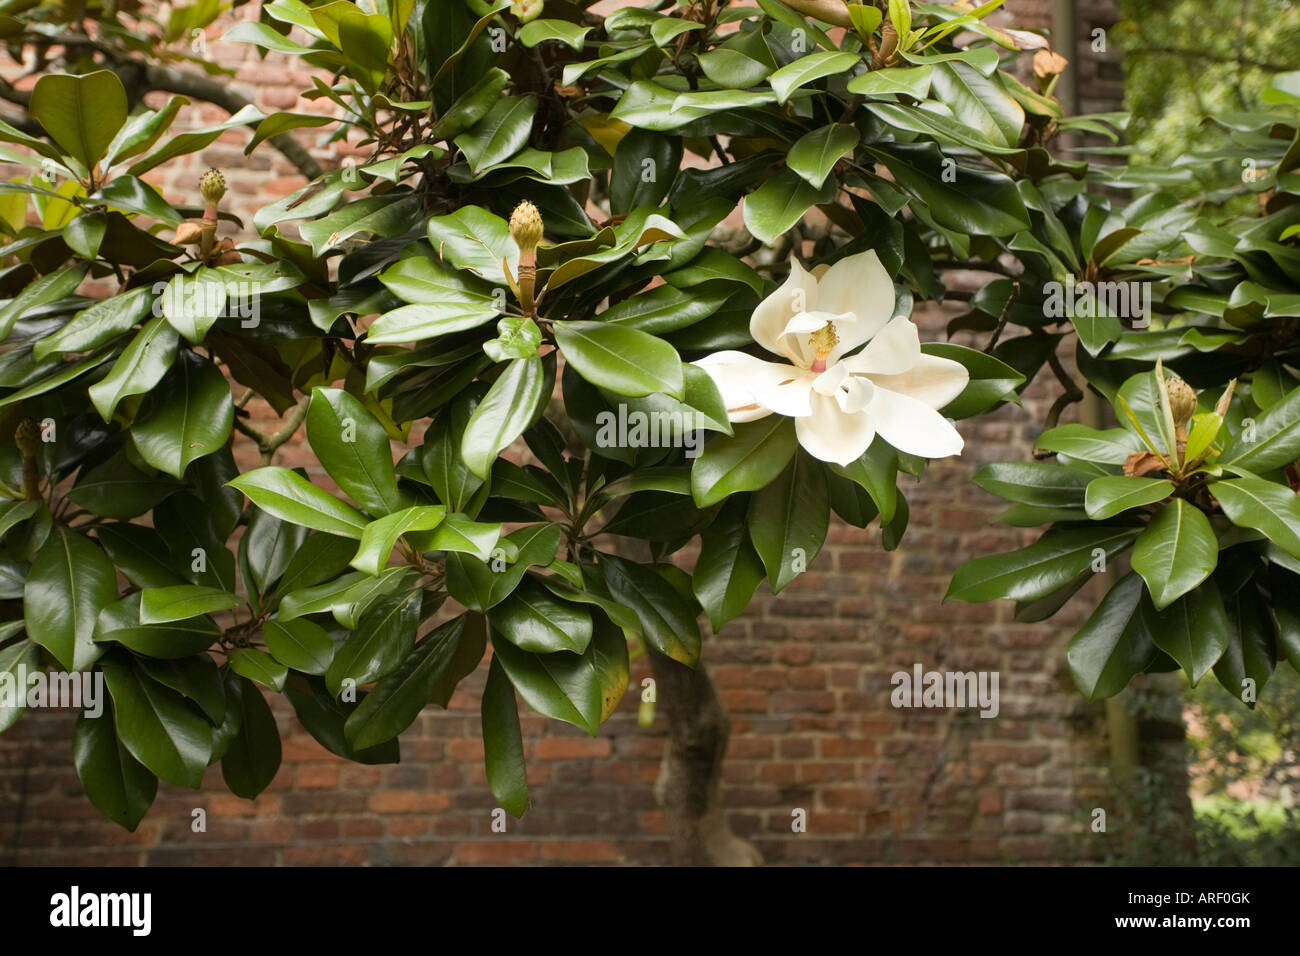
[0,1,1128,865]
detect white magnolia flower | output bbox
[694,250,969,467]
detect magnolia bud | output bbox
[1166,374,1197,429]
[510,0,544,24]
[509,200,544,257]
[14,418,39,457]
[199,168,227,204]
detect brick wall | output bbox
[0,1,1131,865]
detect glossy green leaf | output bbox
[1212,478,1300,561]
[263,618,334,675]
[351,505,447,576]
[306,387,402,515]
[748,452,829,593]
[461,355,546,480]
[100,652,212,788]
[228,467,369,539]
[691,416,797,507]
[553,321,684,400]
[1131,499,1218,610]
[220,673,282,798]
[1144,582,1230,685]
[25,528,117,671]
[1084,476,1174,520]
[72,700,157,831]
[947,526,1140,603]
[489,629,601,735]
[325,588,422,695]
[30,70,128,169]
[1066,571,1159,699]
[130,354,234,479]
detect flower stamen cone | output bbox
[809,320,838,374]
[510,200,544,315]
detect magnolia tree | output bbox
[0,0,1297,866]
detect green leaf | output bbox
[228,648,288,692]
[345,616,466,750]
[554,320,683,399]
[1144,582,1230,686]
[483,314,542,362]
[599,553,701,667]
[65,448,181,519]
[769,52,861,104]
[100,652,212,788]
[25,528,117,671]
[1220,384,1300,474]
[445,523,560,611]
[139,585,239,624]
[0,263,89,342]
[1213,586,1276,708]
[0,640,39,732]
[788,124,859,189]
[518,18,590,50]
[94,593,219,659]
[284,674,400,765]
[88,315,179,422]
[428,514,501,560]
[306,387,402,515]
[929,61,1023,149]
[1131,499,1218,610]
[325,588,422,695]
[973,461,1091,507]
[743,167,834,245]
[228,467,370,539]
[244,509,309,596]
[748,451,829,593]
[220,673,282,798]
[1066,571,1158,699]
[351,505,447,576]
[832,438,899,522]
[491,579,593,654]
[489,629,601,735]
[30,70,128,170]
[455,95,537,173]
[846,64,934,99]
[33,286,152,361]
[867,141,1030,237]
[946,526,1141,603]
[461,355,547,480]
[1084,476,1174,520]
[921,342,1026,418]
[692,416,797,507]
[1034,424,1140,465]
[1211,478,1300,561]
[264,618,334,676]
[481,655,528,817]
[425,206,519,286]
[72,700,157,831]
[693,498,765,631]
[130,354,234,479]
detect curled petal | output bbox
[868,386,965,459]
[841,316,921,376]
[815,250,895,358]
[751,259,817,362]
[796,392,878,467]
[694,351,814,421]
[865,354,970,410]
[812,363,874,414]
[778,310,852,369]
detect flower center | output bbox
[808,320,838,373]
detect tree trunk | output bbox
[647,646,762,866]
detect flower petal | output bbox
[813,363,875,413]
[778,310,853,368]
[864,354,970,410]
[867,386,965,459]
[751,258,817,361]
[796,391,877,467]
[815,250,895,357]
[840,316,922,376]
[693,351,814,421]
